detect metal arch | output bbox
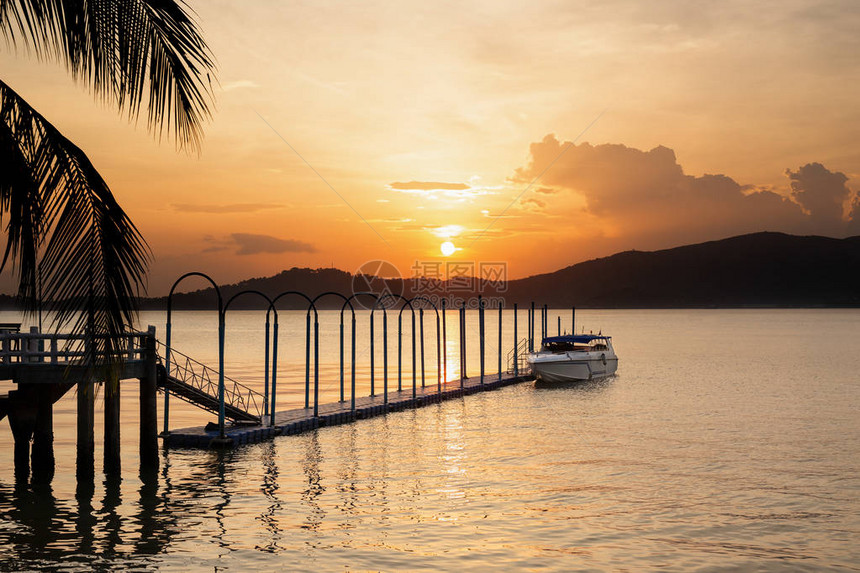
[310,290,353,310]
[165,272,224,437]
[270,291,317,414]
[370,294,394,400]
[308,291,354,417]
[342,292,378,410]
[168,272,223,314]
[394,298,418,399]
[404,296,442,393]
[271,290,316,315]
[460,299,468,386]
[223,289,275,314]
[313,291,355,413]
[404,296,439,318]
[479,295,485,385]
[396,297,417,318]
[372,293,409,402]
[222,290,278,425]
[441,298,448,385]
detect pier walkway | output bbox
[165,372,534,448]
[2,274,563,483]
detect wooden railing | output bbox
[0,328,149,366]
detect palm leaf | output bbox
[0,78,150,365]
[1,0,216,151]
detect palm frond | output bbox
[1,0,216,151]
[0,78,150,364]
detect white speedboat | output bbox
[527,334,618,383]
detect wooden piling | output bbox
[104,372,121,474]
[139,326,159,474]
[76,377,95,479]
[8,387,36,481]
[31,387,55,484]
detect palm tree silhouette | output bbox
[0,1,215,361]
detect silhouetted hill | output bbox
[134,232,860,310]
[503,232,860,307]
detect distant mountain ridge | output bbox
[135,232,860,309]
[503,232,860,307]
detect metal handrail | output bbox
[507,337,531,374]
[154,340,263,420]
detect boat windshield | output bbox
[541,337,610,353]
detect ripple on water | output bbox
[1,309,859,571]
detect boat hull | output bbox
[529,354,618,383]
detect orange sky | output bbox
[2,0,859,295]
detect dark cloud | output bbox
[231,233,316,255]
[512,135,858,244]
[173,203,284,214]
[389,181,470,191]
[787,163,852,230]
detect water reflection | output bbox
[335,425,359,529]
[100,474,122,556]
[301,432,325,535]
[533,377,615,393]
[75,476,96,554]
[0,482,64,561]
[257,441,283,553]
[0,469,182,567]
[368,415,391,530]
[439,404,467,504]
[1,309,858,570]
[208,450,235,552]
[134,475,167,555]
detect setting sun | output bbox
[440,241,456,256]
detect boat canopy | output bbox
[541,334,610,345]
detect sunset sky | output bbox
[2,0,859,294]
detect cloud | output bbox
[173,203,284,214]
[231,233,316,255]
[787,163,852,229]
[432,225,464,238]
[388,180,498,200]
[520,197,545,211]
[389,181,470,191]
[511,135,858,245]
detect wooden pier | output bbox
[164,372,534,449]
[0,325,159,482]
[2,276,569,484]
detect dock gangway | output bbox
[156,342,263,424]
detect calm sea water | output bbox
[0,309,858,571]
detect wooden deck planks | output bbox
[164,373,534,448]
